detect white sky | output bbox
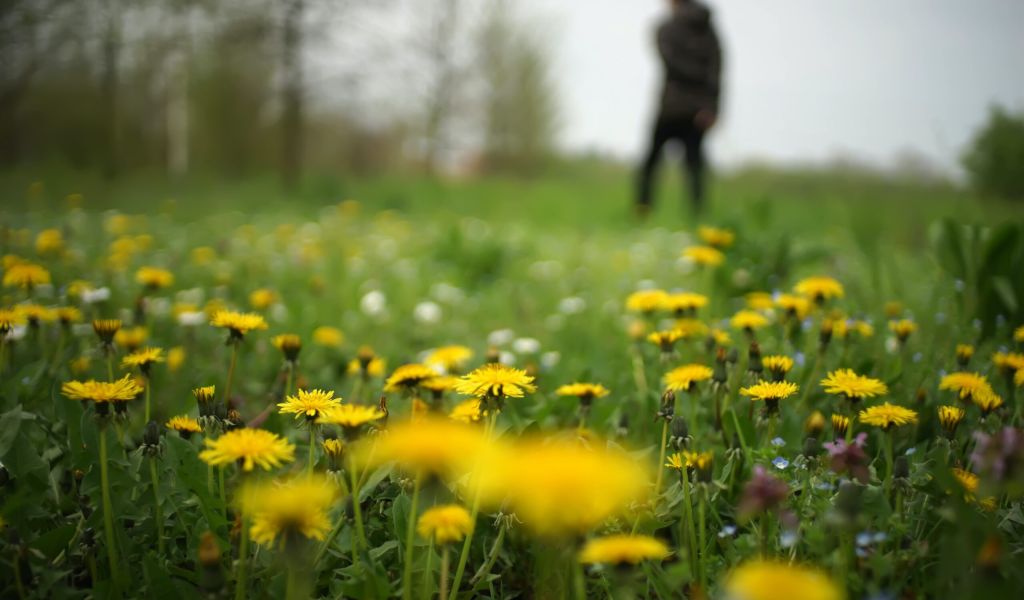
[526,0,1024,173]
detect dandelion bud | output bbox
[726,348,739,364]
[819,319,834,350]
[657,390,675,420]
[802,437,821,457]
[747,342,763,376]
[198,531,224,593]
[713,348,729,385]
[937,405,965,438]
[804,411,825,437]
[670,417,689,449]
[894,455,909,480]
[273,334,302,363]
[914,388,927,406]
[976,535,1003,571]
[92,319,121,346]
[831,414,850,438]
[956,344,974,367]
[143,420,161,453]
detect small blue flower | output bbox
[815,481,833,491]
[856,547,870,558]
[935,312,946,324]
[770,437,786,447]
[718,524,737,538]
[780,530,798,548]
[872,532,888,544]
[794,352,806,367]
[905,447,916,456]
[772,456,789,470]
[912,352,922,363]
[801,318,813,332]
[856,531,873,546]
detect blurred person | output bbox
[637,0,722,218]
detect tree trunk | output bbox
[101,6,121,178]
[281,0,304,189]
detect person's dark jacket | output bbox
[657,1,722,119]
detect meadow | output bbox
[1,167,1023,599]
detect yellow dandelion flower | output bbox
[709,327,732,346]
[663,364,713,392]
[449,398,483,423]
[724,560,844,600]
[166,415,202,436]
[682,244,725,267]
[312,326,344,348]
[556,383,610,400]
[831,414,850,437]
[61,375,143,404]
[820,369,888,400]
[775,294,811,319]
[322,438,345,460]
[425,345,474,373]
[992,351,1024,373]
[938,372,991,400]
[35,229,65,255]
[352,416,492,477]
[211,310,268,338]
[664,292,709,315]
[475,437,649,537]
[241,476,340,546]
[249,288,278,310]
[417,504,474,545]
[731,310,769,331]
[853,320,874,338]
[675,318,710,339]
[3,262,50,289]
[455,363,536,399]
[384,363,438,393]
[937,405,965,436]
[579,535,669,565]
[1015,325,1024,342]
[190,246,216,266]
[625,289,669,314]
[121,347,165,372]
[421,375,459,394]
[858,402,918,430]
[167,346,185,372]
[972,388,1003,415]
[56,307,82,325]
[697,225,735,249]
[741,381,799,402]
[745,291,774,311]
[18,303,56,323]
[135,266,174,289]
[793,276,844,303]
[951,468,996,511]
[199,429,296,471]
[272,333,302,361]
[1016,369,1024,388]
[319,404,385,428]
[955,344,974,364]
[114,326,148,352]
[665,452,686,470]
[278,389,342,421]
[348,355,386,378]
[647,329,683,351]
[805,411,826,435]
[888,319,917,341]
[0,307,26,333]
[763,355,794,378]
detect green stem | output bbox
[224,342,238,405]
[439,545,450,600]
[149,457,165,556]
[218,466,227,522]
[572,554,586,600]
[308,425,317,475]
[235,515,250,600]
[729,408,750,459]
[422,539,435,599]
[449,411,499,600]
[144,377,152,423]
[471,524,506,586]
[349,459,368,551]
[697,487,706,589]
[107,354,114,381]
[680,468,699,582]
[98,428,120,584]
[654,420,669,497]
[285,363,294,400]
[314,516,346,567]
[884,430,895,498]
[207,463,215,495]
[402,473,423,600]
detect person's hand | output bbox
[695,110,717,131]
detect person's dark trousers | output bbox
[637,114,706,216]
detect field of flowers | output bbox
[1,183,1023,600]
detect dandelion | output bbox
[955,344,974,366]
[741,381,798,415]
[312,326,344,348]
[821,369,888,402]
[241,476,340,546]
[35,229,65,255]
[663,364,713,393]
[278,388,341,421]
[579,535,669,565]
[625,289,669,314]
[556,382,609,402]
[3,262,50,290]
[831,414,850,438]
[763,355,794,381]
[272,333,302,363]
[939,372,991,402]
[135,266,174,290]
[448,398,483,423]
[724,560,844,600]
[648,328,683,352]
[697,225,735,249]
[384,363,438,393]
[121,347,165,375]
[937,405,966,437]
[951,468,996,510]
[114,326,148,353]
[746,291,774,311]
[417,505,473,545]
[858,403,918,430]
[56,306,82,327]
[992,351,1024,375]
[805,411,826,437]
[210,310,268,339]
[61,374,143,410]
[664,292,708,316]
[1016,325,1024,343]
[249,288,278,310]
[319,404,385,431]
[19,303,56,325]
[793,276,844,303]
[166,415,202,439]
[353,416,492,478]
[199,429,296,472]
[972,388,1003,416]
[322,438,345,467]
[888,318,916,342]
[682,245,725,267]
[455,363,536,401]
[425,345,474,373]
[731,310,769,333]
[349,345,386,378]
[776,294,811,320]
[0,307,26,335]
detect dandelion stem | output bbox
[149,457,165,556]
[349,459,368,551]
[224,342,238,406]
[422,539,435,597]
[471,523,506,586]
[572,555,586,600]
[884,430,895,498]
[654,420,670,497]
[98,427,120,585]
[402,472,423,600]
[681,468,699,581]
[449,410,499,600]
[144,377,151,423]
[308,425,317,475]
[439,545,451,600]
[697,486,707,588]
[235,515,250,600]
[729,408,750,459]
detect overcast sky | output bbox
[525,0,1024,173]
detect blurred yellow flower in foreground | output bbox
[682,244,724,267]
[3,262,50,289]
[417,505,473,545]
[353,416,493,478]
[240,476,341,546]
[579,534,669,565]
[794,276,844,303]
[724,560,844,600]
